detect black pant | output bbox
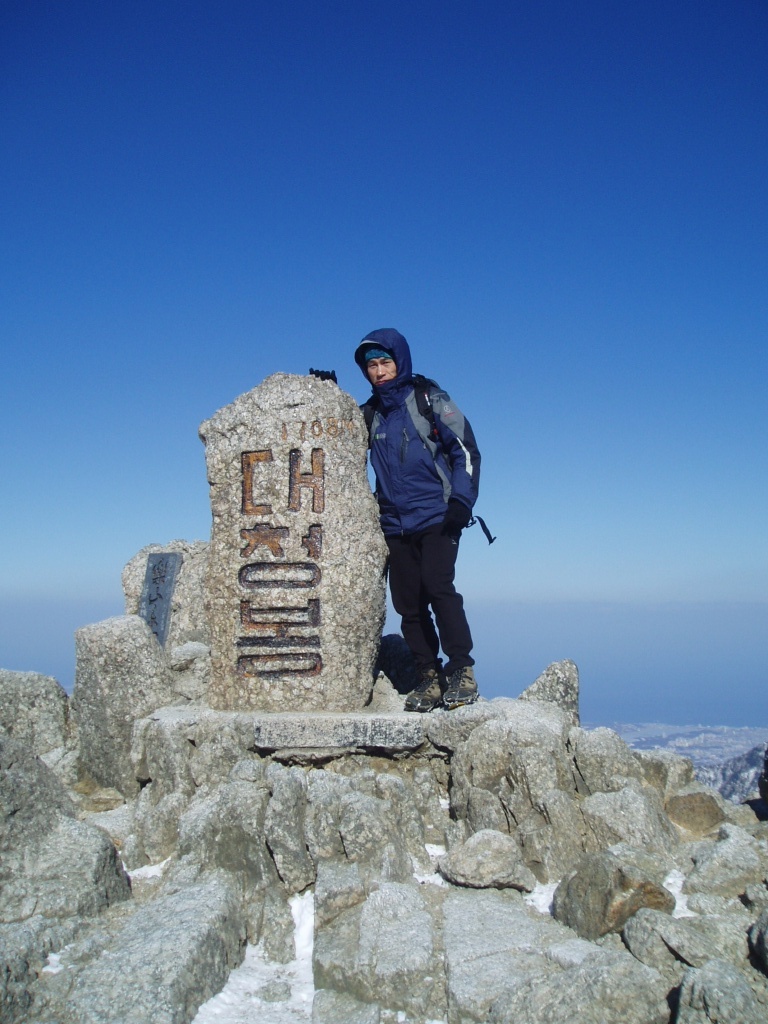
[386,525,474,677]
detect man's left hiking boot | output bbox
[404,668,444,713]
[443,666,478,710]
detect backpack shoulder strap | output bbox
[360,397,379,446]
[411,374,441,441]
[411,375,497,545]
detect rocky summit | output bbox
[2,376,768,1024]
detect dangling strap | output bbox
[469,515,496,544]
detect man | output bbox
[354,327,481,712]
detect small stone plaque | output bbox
[139,553,183,646]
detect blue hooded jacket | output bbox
[355,328,481,536]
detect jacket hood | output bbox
[354,328,413,386]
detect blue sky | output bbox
[1,1,766,725]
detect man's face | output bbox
[366,356,397,385]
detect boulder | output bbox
[552,846,676,940]
[0,730,75,837]
[0,732,132,1023]
[306,769,428,881]
[487,947,669,1024]
[3,815,131,924]
[425,698,505,753]
[582,781,679,853]
[571,726,644,795]
[515,786,590,882]
[264,762,316,892]
[449,700,574,831]
[365,673,405,713]
[335,786,421,876]
[0,732,130,926]
[260,885,297,963]
[0,670,70,756]
[739,880,768,915]
[518,659,580,724]
[124,707,270,866]
[168,640,211,701]
[633,747,695,800]
[675,958,761,1024]
[439,828,537,890]
[314,859,367,928]
[748,907,768,971]
[684,823,767,898]
[53,875,244,1024]
[665,784,728,835]
[0,916,78,1024]
[176,779,277,891]
[622,906,753,990]
[312,987,381,1024]
[313,881,442,1020]
[442,888,667,1024]
[72,615,176,796]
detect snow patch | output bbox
[42,952,63,975]
[192,891,315,1024]
[414,869,447,886]
[524,881,559,915]
[127,857,171,881]
[414,843,448,885]
[664,869,697,918]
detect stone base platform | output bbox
[252,710,428,757]
[139,701,501,765]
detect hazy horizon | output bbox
[2,588,764,729]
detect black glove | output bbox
[442,498,472,537]
[309,368,338,383]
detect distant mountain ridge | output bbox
[696,744,765,803]
[592,722,768,805]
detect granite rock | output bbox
[571,726,645,795]
[0,670,70,756]
[449,700,574,829]
[53,875,244,1024]
[312,987,381,1024]
[634,748,695,801]
[518,658,580,724]
[748,907,768,971]
[552,846,676,940]
[582,781,679,853]
[443,888,667,1024]
[683,823,767,897]
[313,881,441,1020]
[438,827,537,890]
[0,732,130,928]
[264,762,316,892]
[622,906,753,990]
[665,784,728,835]
[675,958,762,1024]
[72,615,176,797]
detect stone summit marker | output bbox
[199,373,387,712]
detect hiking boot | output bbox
[404,668,444,713]
[443,666,478,710]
